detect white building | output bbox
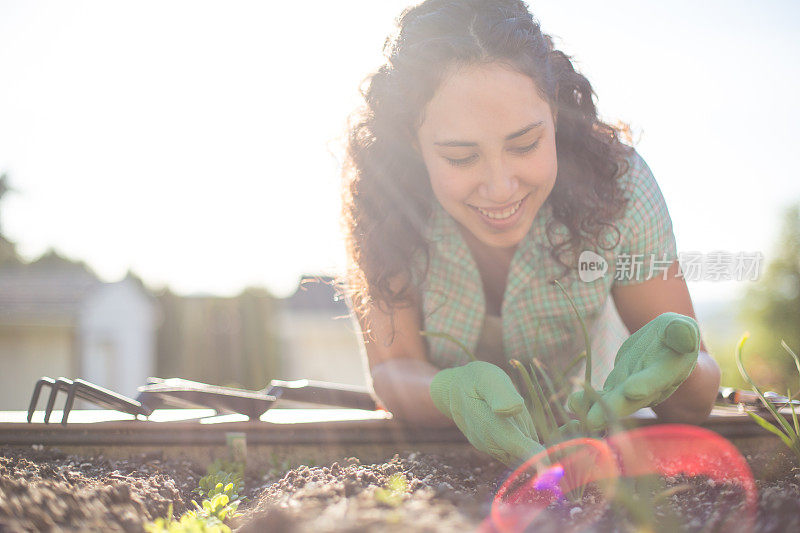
[277,276,368,387]
[0,250,158,410]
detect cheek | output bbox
[428,168,475,204]
[524,142,558,186]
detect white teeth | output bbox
[476,198,523,220]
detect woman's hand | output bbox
[568,312,700,431]
[430,361,544,466]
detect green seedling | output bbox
[423,280,620,509]
[207,459,245,481]
[189,488,241,524]
[194,471,244,501]
[553,279,593,389]
[736,333,800,462]
[374,473,409,507]
[144,503,231,533]
[145,463,245,533]
[608,475,688,533]
[422,280,613,447]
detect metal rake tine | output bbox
[60,380,117,425]
[71,388,127,412]
[27,377,56,423]
[61,380,81,426]
[44,378,73,424]
[60,380,136,424]
[73,379,152,418]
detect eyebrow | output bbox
[433,121,544,147]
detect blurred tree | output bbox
[154,287,281,390]
[0,173,22,268]
[737,203,800,392]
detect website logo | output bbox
[578,250,608,283]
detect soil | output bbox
[1,445,800,532]
[0,445,205,532]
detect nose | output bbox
[478,156,519,204]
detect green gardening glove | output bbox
[568,312,700,431]
[430,361,545,467]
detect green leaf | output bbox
[736,335,798,438]
[374,473,409,508]
[509,359,543,443]
[781,340,800,396]
[557,351,586,392]
[527,361,558,443]
[554,279,593,388]
[533,358,571,427]
[746,411,794,449]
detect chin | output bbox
[470,210,536,249]
[465,222,528,249]
[480,231,526,249]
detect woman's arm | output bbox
[611,259,721,424]
[355,290,455,426]
[358,290,543,465]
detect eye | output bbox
[511,139,540,154]
[443,139,540,167]
[445,154,478,167]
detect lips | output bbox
[469,194,529,222]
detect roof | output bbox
[284,275,349,314]
[0,250,102,324]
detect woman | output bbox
[342,0,720,466]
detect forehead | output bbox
[417,62,551,141]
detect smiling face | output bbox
[415,62,558,250]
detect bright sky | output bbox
[0,1,798,300]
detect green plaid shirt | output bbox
[421,149,678,387]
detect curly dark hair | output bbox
[343,0,632,316]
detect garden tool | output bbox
[27,377,153,426]
[716,387,800,411]
[27,375,378,425]
[136,377,377,420]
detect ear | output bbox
[552,107,559,134]
[411,136,422,155]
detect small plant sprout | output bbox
[552,279,593,390]
[194,470,244,501]
[736,333,800,461]
[374,473,410,507]
[189,489,242,524]
[145,503,233,533]
[145,462,245,532]
[421,278,614,448]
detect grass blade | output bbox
[579,381,621,435]
[533,358,571,426]
[552,351,586,395]
[790,388,800,438]
[508,359,543,443]
[781,340,800,397]
[736,334,797,441]
[746,411,794,449]
[553,280,593,389]
[527,361,559,441]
